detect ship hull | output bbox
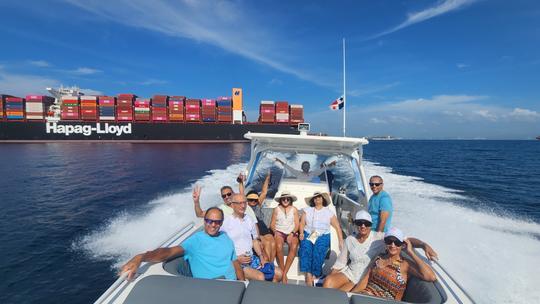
[0,121,298,143]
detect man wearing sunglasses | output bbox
[367,175,393,232]
[221,193,283,282]
[192,183,257,222]
[119,207,244,281]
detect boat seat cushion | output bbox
[162,256,192,277]
[240,280,348,304]
[402,276,447,304]
[124,275,245,304]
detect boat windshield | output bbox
[246,151,366,203]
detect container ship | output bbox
[0,87,304,142]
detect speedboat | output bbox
[94,126,475,304]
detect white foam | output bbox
[79,160,540,303]
[77,163,246,267]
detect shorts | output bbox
[275,230,298,242]
[257,220,273,236]
[241,254,261,269]
[241,254,275,281]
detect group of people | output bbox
[120,163,438,302]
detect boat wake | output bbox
[77,161,540,304]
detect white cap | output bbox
[354,210,372,223]
[384,227,405,242]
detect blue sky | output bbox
[0,0,539,139]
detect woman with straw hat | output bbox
[270,190,300,284]
[298,191,343,286]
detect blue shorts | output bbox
[241,255,274,281]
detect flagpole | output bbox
[342,38,346,137]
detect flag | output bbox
[329,96,344,110]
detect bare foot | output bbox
[282,276,288,284]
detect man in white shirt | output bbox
[275,158,336,182]
[192,184,258,222]
[221,193,283,282]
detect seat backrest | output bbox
[401,276,448,304]
[241,280,349,304]
[124,275,245,304]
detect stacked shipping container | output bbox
[61,96,80,120]
[259,101,275,123]
[134,98,151,121]
[217,97,232,122]
[201,99,216,122]
[25,95,54,120]
[185,99,201,122]
[289,105,304,123]
[99,96,116,121]
[0,95,4,119]
[275,101,289,123]
[151,95,168,121]
[5,97,25,120]
[168,96,185,121]
[80,96,98,121]
[117,94,135,121]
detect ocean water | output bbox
[0,140,538,303]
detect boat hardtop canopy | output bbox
[244,132,369,155]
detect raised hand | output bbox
[192,185,201,203]
[423,243,439,261]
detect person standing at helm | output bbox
[275,158,336,182]
[367,175,393,233]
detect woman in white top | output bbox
[323,210,439,292]
[270,191,299,284]
[299,191,343,287]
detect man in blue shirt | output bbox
[367,175,393,232]
[120,207,244,281]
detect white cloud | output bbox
[507,108,540,122]
[71,67,102,75]
[140,79,169,86]
[64,0,333,87]
[370,117,387,124]
[457,63,469,69]
[80,88,104,96]
[473,109,497,121]
[308,94,539,139]
[0,67,60,96]
[28,60,52,67]
[368,0,478,40]
[349,82,400,97]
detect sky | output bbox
[0,0,539,139]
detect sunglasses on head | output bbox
[354,220,372,227]
[384,237,404,247]
[369,182,382,187]
[221,192,233,198]
[204,218,223,225]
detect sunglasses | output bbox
[369,182,382,187]
[247,198,258,202]
[384,237,404,247]
[231,201,247,205]
[354,220,372,227]
[221,192,233,198]
[280,197,291,202]
[204,218,223,226]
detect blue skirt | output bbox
[299,231,330,277]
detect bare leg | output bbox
[243,267,264,281]
[282,234,299,284]
[273,266,283,283]
[274,234,285,273]
[305,272,314,287]
[323,272,354,291]
[261,234,275,262]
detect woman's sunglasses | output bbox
[384,237,404,247]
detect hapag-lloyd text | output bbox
[46,123,132,136]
